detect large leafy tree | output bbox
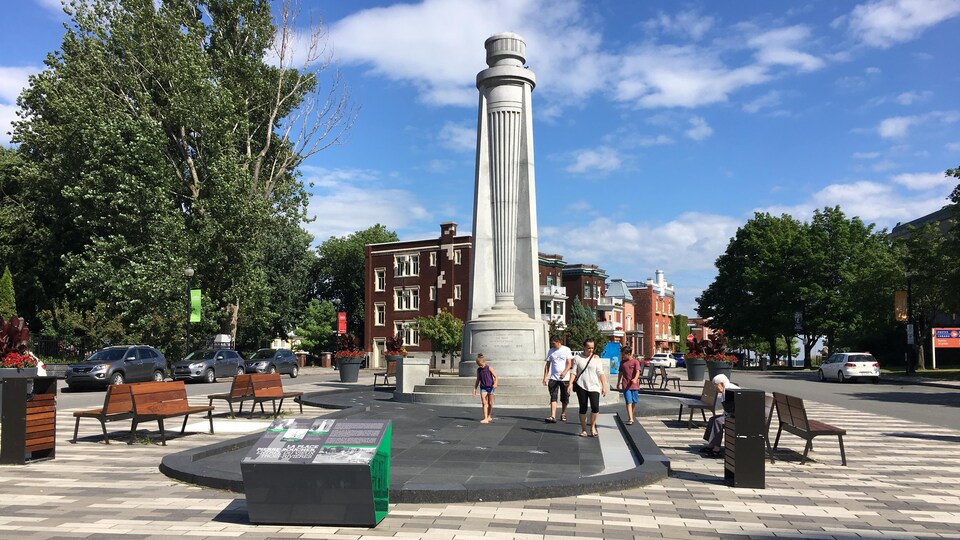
[415,310,464,365]
[565,296,604,351]
[698,213,803,370]
[293,299,337,354]
[672,314,689,353]
[314,225,398,343]
[896,223,953,369]
[9,0,352,357]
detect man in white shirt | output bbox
[542,336,572,422]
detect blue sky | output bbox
[2,0,958,318]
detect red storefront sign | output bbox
[934,328,960,348]
[337,312,347,335]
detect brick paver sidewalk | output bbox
[1,375,958,539]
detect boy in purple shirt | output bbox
[616,346,641,425]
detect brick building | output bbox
[363,222,471,369]
[603,278,640,352]
[626,270,678,359]
[561,264,607,313]
[538,253,568,330]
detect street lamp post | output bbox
[906,270,916,375]
[184,265,194,354]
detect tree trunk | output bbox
[222,301,239,342]
[785,335,793,368]
[802,335,815,369]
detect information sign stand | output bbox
[241,418,391,526]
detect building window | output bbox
[454,249,462,265]
[394,254,420,277]
[546,275,553,287]
[454,284,461,299]
[429,252,437,266]
[429,286,436,301]
[394,287,420,311]
[394,321,419,346]
[375,268,386,291]
[374,303,385,326]
[584,284,590,298]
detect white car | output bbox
[650,353,676,368]
[818,352,880,384]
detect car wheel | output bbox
[204,369,216,384]
[818,369,826,382]
[110,372,125,386]
[838,371,845,383]
[236,366,245,377]
[268,365,277,374]
[153,370,165,382]
[291,365,299,378]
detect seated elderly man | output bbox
[700,374,738,458]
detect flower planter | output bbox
[337,357,364,383]
[0,367,38,379]
[706,361,733,381]
[685,358,706,381]
[384,354,405,364]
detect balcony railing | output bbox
[597,321,625,335]
[540,285,567,298]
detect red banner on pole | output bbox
[337,312,347,335]
[934,328,960,348]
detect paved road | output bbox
[731,369,960,431]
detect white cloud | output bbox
[685,116,713,140]
[946,141,960,152]
[539,212,741,273]
[759,180,949,228]
[848,0,960,48]
[748,26,825,72]
[896,90,932,105]
[301,167,431,241]
[877,110,960,138]
[565,146,622,174]
[743,91,781,114]
[33,0,64,13]
[853,151,881,159]
[0,66,39,103]
[892,171,953,189]
[643,11,715,40]
[0,104,18,146]
[635,134,674,147]
[438,122,475,152]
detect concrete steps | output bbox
[400,376,621,407]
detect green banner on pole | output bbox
[190,289,202,322]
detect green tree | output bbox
[294,299,337,354]
[0,266,16,320]
[314,225,398,343]
[9,0,352,357]
[415,310,464,364]
[565,296,604,351]
[698,213,804,370]
[672,314,689,353]
[896,223,953,369]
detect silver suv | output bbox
[66,345,166,388]
[171,349,245,383]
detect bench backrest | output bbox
[130,381,189,414]
[229,374,254,398]
[641,364,655,379]
[764,392,776,434]
[102,383,135,415]
[251,372,284,398]
[773,392,809,431]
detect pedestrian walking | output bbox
[471,353,498,424]
[568,339,607,437]
[616,345,641,425]
[542,335,572,423]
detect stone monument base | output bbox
[459,318,547,377]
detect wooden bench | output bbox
[373,360,397,386]
[772,392,847,465]
[429,368,442,377]
[676,380,718,428]
[72,383,135,444]
[129,381,215,445]
[657,366,681,391]
[207,374,254,418]
[250,373,303,418]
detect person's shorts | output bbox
[547,379,569,403]
[623,389,639,404]
[480,386,495,394]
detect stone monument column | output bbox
[460,33,547,377]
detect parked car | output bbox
[244,348,299,378]
[650,352,677,368]
[171,349,245,383]
[818,352,880,384]
[674,352,686,368]
[65,345,166,388]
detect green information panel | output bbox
[241,418,392,526]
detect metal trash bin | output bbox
[338,357,363,383]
